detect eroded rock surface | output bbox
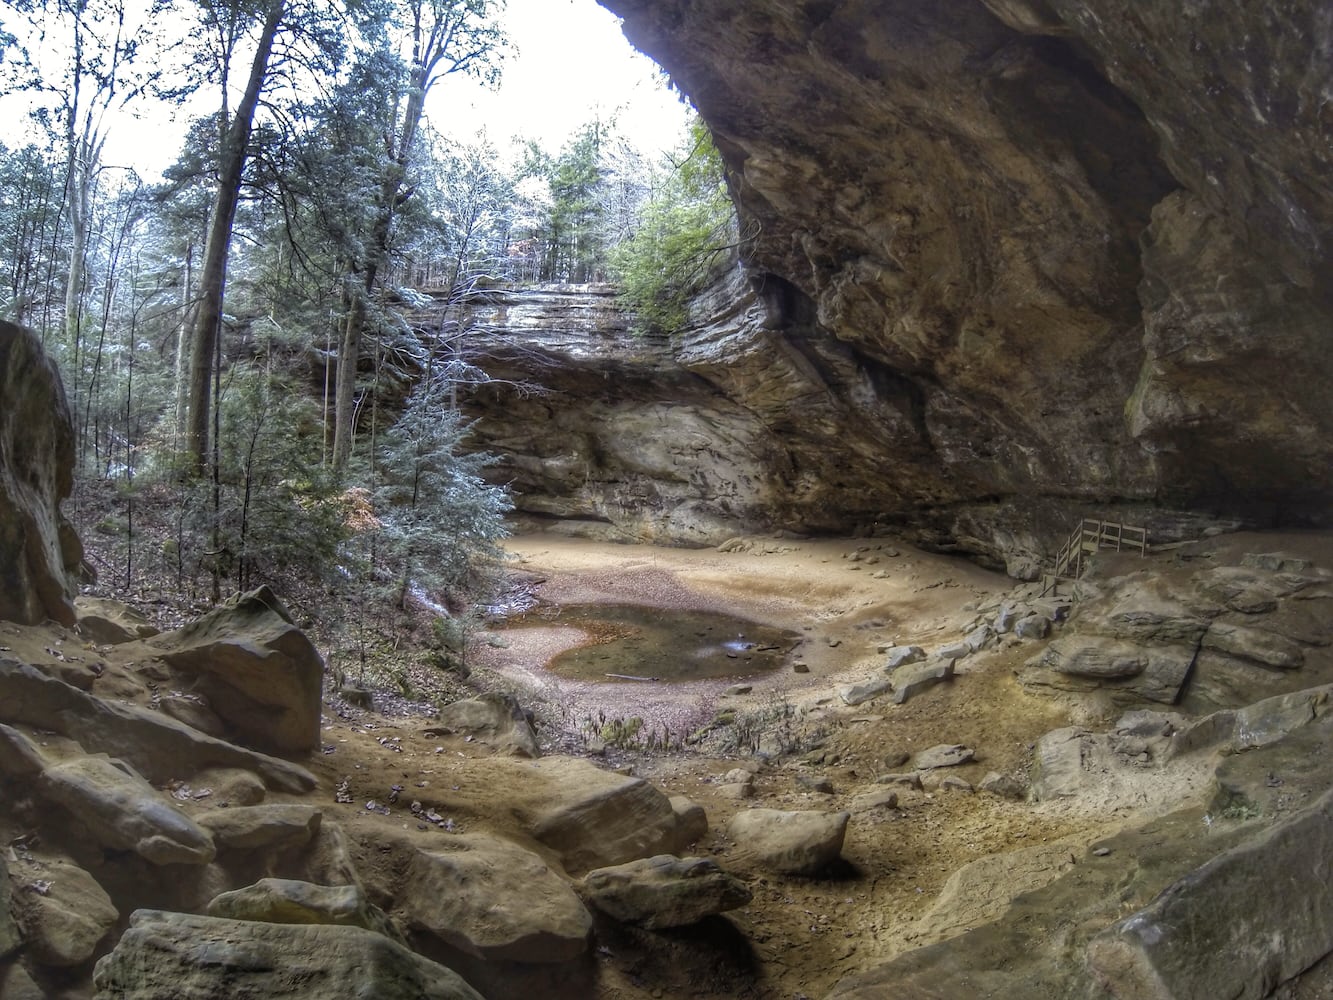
[92,909,483,1000]
[0,321,81,626]
[446,1,1333,563]
[583,854,752,929]
[400,835,592,963]
[727,807,849,876]
[144,586,324,754]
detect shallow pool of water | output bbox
[504,604,801,683]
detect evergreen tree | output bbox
[373,370,511,610]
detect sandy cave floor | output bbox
[320,534,1137,1000]
[0,531,1252,999]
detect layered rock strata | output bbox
[459,1,1333,563]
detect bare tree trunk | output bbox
[185,0,284,473]
[174,243,194,438]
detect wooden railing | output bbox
[1041,518,1147,597]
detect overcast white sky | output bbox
[0,0,690,178]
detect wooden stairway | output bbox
[1040,518,1147,598]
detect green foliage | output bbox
[607,119,737,335]
[372,371,512,609]
[213,361,348,590]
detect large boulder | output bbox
[92,909,483,1000]
[146,586,324,754]
[195,804,322,851]
[582,855,752,929]
[9,857,118,967]
[399,835,592,963]
[726,808,849,876]
[39,755,216,865]
[0,320,80,626]
[0,657,315,792]
[1087,788,1333,1000]
[514,757,684,873]
[428,692,540,758]
[74,596,158,644]
[207,879,396,940]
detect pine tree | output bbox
[373,371,511,610]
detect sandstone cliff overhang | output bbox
[591,0,1332,541]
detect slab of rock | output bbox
[427,692,540,758]
[196,804,321,851]
[74,596,157,644]
[0,320,80,627]
[92,909,482,999]
[207,878,394,939]
[0,656,315,792]
[885,645,925,670]
[839,675,893,706]
[1242,552,1314,574]
[892,660,955,704]
[0,722,45,777]
[11,858,118,967]
[158,695,227,738]
[517,757,683,873]
[1024,636,1195,704]
[727,808,849,876]
[668,795,709,853]
[145,586,324,754]
[914,744,975,770]
[1030,728,1096,800]
[0,963,42,999]
[583,854,752,928]
[0,854,18,960]
[936,641,972,661]
[1014,615,1051,640]
[401,835,592,963]
[1087,788,1333,1000]
[192,767,266,807]
[1169,685,1333,760]
[39,755,216,865]
[876,772,924,790]
[978,772,1027,800]
[963,624,993,652]
[1201,622,1305,669]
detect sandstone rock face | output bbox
[0,321,80,625]
[39,755,216,865]
[582,854,752,929]
[0,657,316,792]
[74,597,158,644]
[147,586,324,754]
[10,858,118,966]
[0,853,19,959]
[1020,547,1331,710]
[429,692,540,758]
[1087,788,1333,1000]
[400,836,592,963]
[92,909,483,1000]
[195,804,322,851]
[207,879,394,938]
[449,1,1333,562]
[516,757,686,873]
[727,808,849,876]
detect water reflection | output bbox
[501,604,801,683]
